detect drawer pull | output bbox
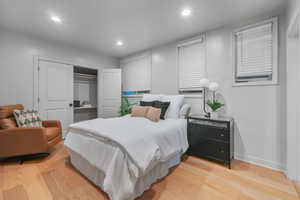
[220,133,225,137]
[219,149,225,153]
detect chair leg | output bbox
[19,153,50,164]
[1,153,50,164]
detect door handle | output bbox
[69,103,73,107]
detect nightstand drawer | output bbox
[189,139,229,161]
[188,123,229,142]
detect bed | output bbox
[64,95,189,200]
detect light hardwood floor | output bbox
[0,142,299,200]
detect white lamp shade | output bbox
[199,78,210,88]
[209,82,219,91]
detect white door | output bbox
[98,69,121,118]
[38,60,73,133]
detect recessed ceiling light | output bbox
[51,16,62,24]
[181,8,192,17]
[116,40,124,46]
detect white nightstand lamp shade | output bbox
[199,78,210,88]
[209,82,219,91]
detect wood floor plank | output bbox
[2,185,29,200]
[42,169,71,200]
[0,142,299,200]
[294,181,300,198]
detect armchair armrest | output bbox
[0,127,48,158]
[42,120,62,129]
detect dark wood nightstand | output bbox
[187,115,234,169]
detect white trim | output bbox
[123,94,202,99]
[232,80,279,87]
[177,35,205,47]
[122,95,143,98]
[183,94,202,98]
[37,56,105,70]
[235,154,285,172]
[232,17,279,87]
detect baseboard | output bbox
[235,154,285,172]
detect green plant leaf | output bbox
[119,96,137,116]
[207,100,224,112]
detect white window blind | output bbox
[234,18,278,84]
[178,36,206,90]
[121,54,151,91]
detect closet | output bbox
[73,66,98,122]
[36,58,121,133]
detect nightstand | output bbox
[187,115,234,169]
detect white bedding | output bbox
[64,115,188,200]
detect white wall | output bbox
[0,28,118,109]
[123,13,287,170]
[286,0,300,181]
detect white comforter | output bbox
[64,115,188,200]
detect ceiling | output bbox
[0,0,287,58]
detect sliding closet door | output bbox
[98,69,121,118]
[38,60,73,133]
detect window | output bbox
[234,17,278,86]
[178,35,206,91]
[121,52,151,93]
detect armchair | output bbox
[0,104,62,159]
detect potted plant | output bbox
[119,96,136,116]
[207,99,224,119]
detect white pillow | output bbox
[161,95,184,119]
[142,94,162,102]
[179,104,191,119]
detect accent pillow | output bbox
[140,101,154,107]
[153,101,170,120]
[13,109,42,128]
[0,118,17,130]
[145,107,161,122]
[131,106,150,118]
[142,94,162,102]
[140,101,170,120]
[161,95,184,119]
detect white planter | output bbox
[210,112,219,119]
